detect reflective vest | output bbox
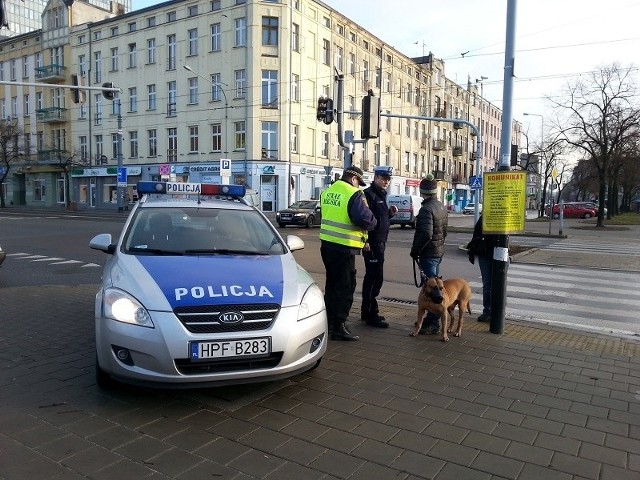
[319,181,368,248]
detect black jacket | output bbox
[363,182,393,244]
[410,196,448,258]
[467,215,497,258]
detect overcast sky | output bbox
[132,0,640,142]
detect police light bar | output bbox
[137,181,246,197]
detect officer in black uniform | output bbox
[360,166,398,327]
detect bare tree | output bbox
[48,145,88,210]
[0,119,23,208]
[551,63,640,227]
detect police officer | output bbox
[320,166,377,341]
[361,166,398,327]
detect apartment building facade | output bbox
[1,0,521,212]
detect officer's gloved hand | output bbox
[410,251,419,260]
[468,252,475,265]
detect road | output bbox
[1,210,639,338]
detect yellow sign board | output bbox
[482,171,527,234]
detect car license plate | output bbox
[281,214,292,219]
[190,337,271,361]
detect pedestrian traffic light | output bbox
[361,92,380,139]
[70,74,86,104]
[102,82,117,101]
[316,96,334,125]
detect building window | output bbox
[235,69,246,98]
[94,51,102,83]
[291,124,298,153]
[147,84,156,110]
[147,38,156,64]
[167,80,176,116]
[167,128,177,161]
[262,16,279,46]
[291,74,299,102]
[112,133,119,159]
[189,126,199,152]
[335,46,343,72]
[23,94,29,115]
[110,47,118,71]
[128,22,136,33]
[167,11,176,22]
[292,23,299,52]
[79,136,88,162]
[261,70,278,107]
[211,123,222,152]
[211,23,221,51]
[147,17,156,28]
[129,87,137,112]
[322,39,330,65]
[148,129,157,156]
[167,34,176,70]
[261,122,278,159]
[188,5,198,16]
[235,18,247,47]
[188,77,198,104]
[128,43,137,68]
[129,131,138,158]
[33,179,45,201]
[348,52,355,76]
[211,0,221,11]
[210,73,221,101]
[188,28,198,56]
[321,132,329,158]
[234,121,246,150]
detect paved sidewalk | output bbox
[1,208,640,479]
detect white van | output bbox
[387,195,423,228]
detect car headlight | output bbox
[298,283,325,321]
[103,288,154,328]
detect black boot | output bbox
[330,323,359,341]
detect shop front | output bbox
[72,166,142,209]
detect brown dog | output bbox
[411,277,472,342]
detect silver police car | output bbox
[89,182,327,388]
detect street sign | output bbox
[470,175,483,190]
[158,164,171,175]
[220,158,231,175]
[117,167,127,187]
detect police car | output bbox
[89,181,327,388]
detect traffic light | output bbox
[361,92,380,139]
[102,82,117,101]
[71,74,86,104]
[316,96,334,125]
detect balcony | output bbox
[434,109,446,118]
[36,107,68,123]
[451,174,467,184]
[433,139,446,151]
[453,146,463,157]
[453,121,464,129]
[38,149,69,162]
[167,149,177,162]
[34,64,67,83]
[432,170,452,182]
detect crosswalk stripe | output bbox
[469,263,640,336]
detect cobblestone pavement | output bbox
[2,210,640,479]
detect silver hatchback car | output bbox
[89,182,327,388]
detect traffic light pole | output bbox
[115,99,125,212]
[490,0,517,335]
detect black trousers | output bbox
[321,245,356,329]
[361,242,385,319]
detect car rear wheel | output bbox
[583,213,592,219]
[553,213,560,219]
[306,216,315,228]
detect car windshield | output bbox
[289,200,317,209]
[123,207,286,255]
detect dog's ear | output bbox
[438,275,443,280]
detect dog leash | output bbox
[412,259,425,288]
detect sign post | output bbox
[220,159,231,184]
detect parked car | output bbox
[463,202,482,215]
[276,200,321,228]
[550,202,597,219]
[89,181,327,388]
[0,244,5,267]
[387,195,422,228]
[583,202,607,216]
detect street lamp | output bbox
[474,75,488,220]
[183,65,231,157]
[523,112,546,223]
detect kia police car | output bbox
[89,182,327,387]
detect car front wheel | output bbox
[583,213,592,219]
[553,213,560,219]
[306,216,315,228]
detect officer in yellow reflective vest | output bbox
[320,166,378,341]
